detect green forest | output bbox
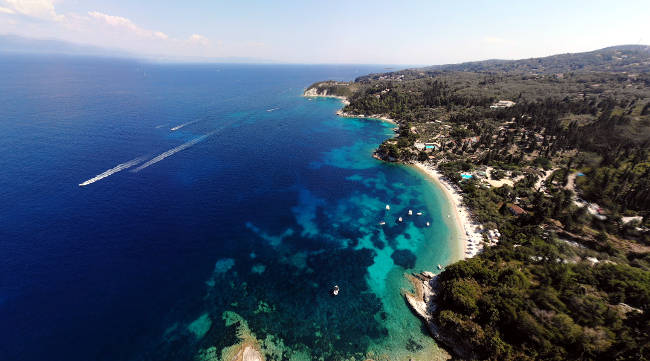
[307,45,650,360]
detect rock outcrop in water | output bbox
[196,311,265,361]
[223,342,264,361]
[403,272,478,360]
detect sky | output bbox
[0,0,648,64]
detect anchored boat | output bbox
[331,285,340,296]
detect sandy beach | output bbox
[306,90,476,260]
[413,162,484,261]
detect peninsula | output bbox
[305,45,650,360]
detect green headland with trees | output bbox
[307,45,650,360]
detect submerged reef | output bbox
[390,249,416,269]
[139,133,453,361]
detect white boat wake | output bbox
[170,119,200,131]
[79,156,146,186]
[132,132,214,172]
[155,124,168,129]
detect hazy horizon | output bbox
[2,33,647,67]
[1,0,649,65]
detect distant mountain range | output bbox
[2,34,649,70]
[421,45,650,74]
[0,34,274,63]
[351,45,650,83]
[0,34,134,58]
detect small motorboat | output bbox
[385,204,390,210]
[379,221,386,226]
[416,212,423,216]
[398,217,403,223]
[408,210,413,216]
[426,221,430,227]
[437,264,442,270]
[331,285,340,296]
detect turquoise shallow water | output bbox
[158,103,460,361]
[141,100,459,360]
[0,57,458,361]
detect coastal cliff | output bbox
[403,272,479,360]
[304,80,356,98]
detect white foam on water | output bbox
[79,156,146,186]
[155,124,169,129]
[170,119,200,131]
[132,132,213,172]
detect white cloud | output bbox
[88,11,168,40]
[0,0,63,21]
[188,33,209,46]
[0,6,15,14]
[0,4,213,58]
[153,31,168,40]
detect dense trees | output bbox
[344,60,650,218]
[578,156,650,213]
[308,46,650,359]
[435,241,650,360]
[365,45,650,77]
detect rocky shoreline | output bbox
[303,87,350,103]
[403,272,478,360]
[304,90,397,125]
[303,87,480,259]
[335,109,397,125]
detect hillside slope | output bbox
[306,45,650,360]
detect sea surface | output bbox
[0,55,459,361]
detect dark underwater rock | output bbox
[391,249,416,269]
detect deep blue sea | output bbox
[0,55,458,361]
